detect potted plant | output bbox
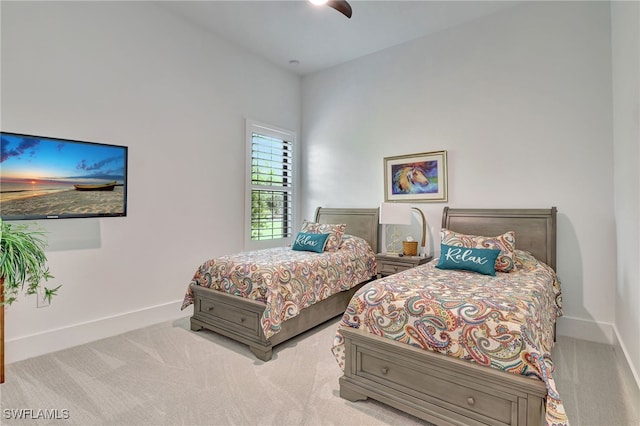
[0,219,60,383]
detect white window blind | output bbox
[246,120,295,247]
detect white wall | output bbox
[302,2,618,346]
[3,1,637,387]
[611,0,640,385]
[1,1,301,362]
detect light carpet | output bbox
[1,316,639,425]
[0,317,429,425]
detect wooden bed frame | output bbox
[189,207,379,361]
[339,207,558,426]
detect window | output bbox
[245,120,296,250]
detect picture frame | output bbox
[384,150,448,202]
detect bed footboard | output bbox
[339,327,547,426]
[191,281,370,361]
[190,285,272,360]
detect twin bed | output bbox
[181,207,379,361]
[334,207,565,426]
[182,206,566,426]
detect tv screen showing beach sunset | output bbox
[1,132,127,220]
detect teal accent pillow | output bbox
[292,232,330,253]
[436,243,502,276]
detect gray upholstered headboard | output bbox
[314,207,379,253]
[442,207,557,271]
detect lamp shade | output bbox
[379,202,411,225]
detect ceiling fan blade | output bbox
[327,0,352,19]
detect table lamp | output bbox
[379,202,411,254]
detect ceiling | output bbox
[159,1,522,76]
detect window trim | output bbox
[244,119,297,251]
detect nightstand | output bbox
[375,253,433,278]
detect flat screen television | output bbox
[1,132,128,220]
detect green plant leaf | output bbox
[43,285,62,304]
[1,219,61,306]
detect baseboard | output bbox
[557,315,640,395]
[612,325,640,395]
[5,300,190,364]
[556,315,614,344]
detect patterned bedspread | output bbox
[332,250,568,426]
[181,235,376,339]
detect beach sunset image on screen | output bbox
[0,132,128,220]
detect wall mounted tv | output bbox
[1,132,128,220]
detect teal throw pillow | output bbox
[436,243,502,276]
[292,232,330,253]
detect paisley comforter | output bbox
[181,235,376,339]
[332,250,568,426]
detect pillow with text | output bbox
[300,221,347,251]
[436,244,502,276]
[292,232,330,253]
[440,229,516,272]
